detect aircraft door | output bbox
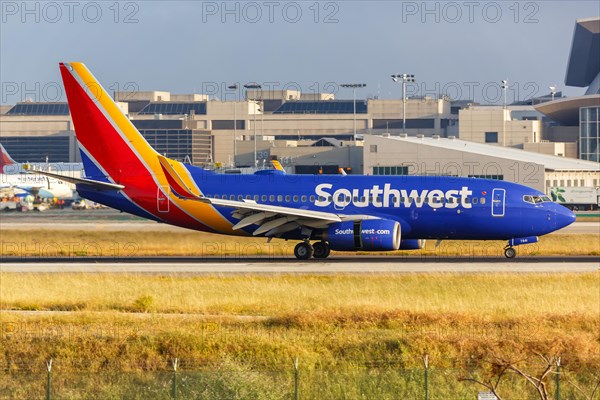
[157,186,170,213]
[491,188,505,217]
[333,191,348,211]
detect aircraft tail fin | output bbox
[59,62,159,185]
[0,144,17,171]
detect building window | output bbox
[580,106,600,162]
[212,120,245,130]
[373,166,409,175]
[485,132,498,143]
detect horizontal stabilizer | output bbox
[25,169,124,191]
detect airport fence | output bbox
[1,357,596,399]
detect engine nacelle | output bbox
[399,239,426,250]
[325,219,401,251]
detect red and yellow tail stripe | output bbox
[60,62,236,233]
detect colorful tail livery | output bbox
[41,62,576,259]
[0,144,16,172]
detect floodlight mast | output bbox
[340,83,367,141]
[501,79,508,146]
[391,74,416,134]
[244,83,262,168]
[228,83,239,165]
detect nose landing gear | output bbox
[504,246,516,259]
[504,236,539,258]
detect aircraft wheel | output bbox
[313,242,330,259]
[504,247,516,259]
[294,242,313,260]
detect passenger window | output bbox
[269,195,275,201]
[261,195,267,201]
[277,195,283,201]
[245,195,251,200]
[230,195,235,200]
[293,195,299,202]
[480,198,486,205]
[473,198,478,204]
[301,195,307,202]
[253,195,259,201]
[285,195,291,202]
[465,197,471,204]
[310,195,315,202]
[238,195,243,201]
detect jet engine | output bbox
[324,219,401,251]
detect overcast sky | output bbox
[1,1,598,104]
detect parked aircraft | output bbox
[33,62,576,258]
[0,144,75,199]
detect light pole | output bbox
[392,74,416,134]
[549,85,556,101]
[228,84,238,165]
[501,79,508,146]
[244,83,262,168]
[340,83,366,141]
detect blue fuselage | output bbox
[78,167,576,241]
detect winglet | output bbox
[157,155,207,201]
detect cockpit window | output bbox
[524,195,552,204]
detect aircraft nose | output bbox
[555,206,576,230]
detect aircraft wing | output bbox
[158,155,377,237]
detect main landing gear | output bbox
[294,241,331,260]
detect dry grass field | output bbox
[1,223,599,398]
[1,272,599,398]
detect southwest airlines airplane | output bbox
[34,62,576,259]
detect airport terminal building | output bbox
[535,17,600,162]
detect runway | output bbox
[2,256,598,273]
